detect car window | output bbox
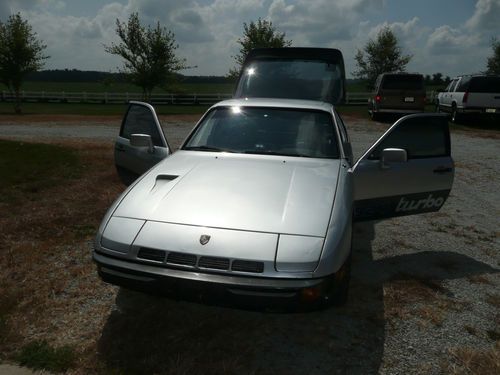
[449,79,459,92]
[120,105,164,147]
[468,76,500,93]
[236,59,343,104]
[381,75,424,90]
[184,107,340,159]
[368,116,450,160]
[456,77,470,92]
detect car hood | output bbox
[113,151,340,237]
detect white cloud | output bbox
[466,0,500,32]
[427,25,480,55]
[1,0,497,78]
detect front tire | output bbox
[325,251,352,307]
[451,104,461,123]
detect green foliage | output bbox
[0,140,81,204]
[229,18,292,77]
[354,27,412,88]
[486,38,500,75]
[0,13,48,113]
[16,340,75,373]
[104,13,187,100]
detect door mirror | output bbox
[130,133,154,153]
[380,148,407,168]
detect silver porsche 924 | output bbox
[93,98,454,307]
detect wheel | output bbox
[325,251,352,307]
[369,105,379,121]
[451,104,461,123]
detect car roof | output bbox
[211,98,335,112]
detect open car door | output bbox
[115,101,170,185]
[352,113,454,221]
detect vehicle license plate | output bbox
[485,108,496,113]
[404,97,414,102]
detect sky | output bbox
[0,0,499,78]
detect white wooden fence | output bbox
[0,91,438,106]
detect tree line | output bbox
[1,12,499,113]
[24,69,233,84]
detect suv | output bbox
[436,75,500,123]
[368,73,426,120]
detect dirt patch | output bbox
[0,140,121,364]
[1,115,499,374]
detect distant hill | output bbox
[26,69,233,84]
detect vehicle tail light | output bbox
[463,91,469,103]
[375,95,381,103]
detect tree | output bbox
[432,72,443,85]
[354,26,412,88]
[105,13,186,100]
[0,13,48,114]
[229,18,292,78]
[485,38,500,75]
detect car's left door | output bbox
[352,113,454,221]
[115,101,170,185]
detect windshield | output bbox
[235,59,343,104]
[183,107,340,159]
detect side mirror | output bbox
[380,148,407,169]
[130,134,154,153]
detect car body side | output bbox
[436,74,500,122]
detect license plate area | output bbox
[404,97,415,103]
[485,108,497,113]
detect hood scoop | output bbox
[150,174,179,193]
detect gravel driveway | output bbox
[1,114,498,374]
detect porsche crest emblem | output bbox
[199,235,211,245]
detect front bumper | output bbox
[93,251,334,309]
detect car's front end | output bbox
[94,99,353,309]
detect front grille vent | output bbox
[167,252,197,267]
[198,256,230,270]
[231,260,264,273]
[137,247,166,262]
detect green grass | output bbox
[16,341,75,373]
[0,140,81,204]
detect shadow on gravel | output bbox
[96,222,497,374]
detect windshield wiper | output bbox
[243,150,311,158]
[183,145,234,153]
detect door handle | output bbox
[433,167,452,174]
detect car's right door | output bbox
[115,101,170,185]
[352,113,454,221]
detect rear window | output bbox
[468,76,500,93]
[236,59,343,104]
[381,75,424,90]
